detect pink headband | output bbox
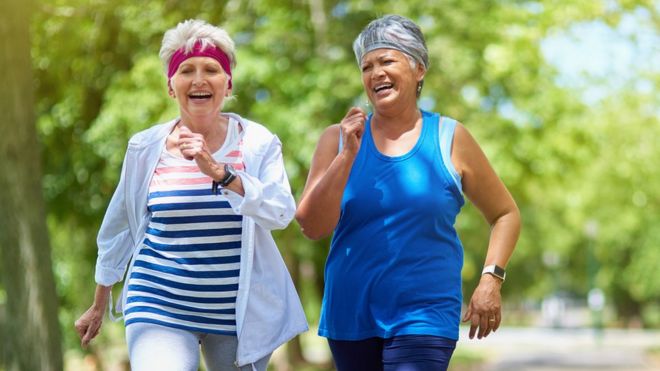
[167,41,232,89]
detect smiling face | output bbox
[170,56,231,121]
[360,49,425,113]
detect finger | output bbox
[74,320,86,338]
[179,125,191,134]
[468,323,477,339]
[469,314,479,339]
[484,316,494,338]
[344,106,366,119]
[493,311,502,332]
[81,321,100,348]
[341,118,365,131]
[478,314,489,339]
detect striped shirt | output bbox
[124,118,245,335]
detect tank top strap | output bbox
[437,115,463,194]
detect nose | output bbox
[371,65,386,80]
[192,70,205,87]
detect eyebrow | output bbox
[361,51,397,64]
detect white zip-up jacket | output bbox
[93,113,308,366]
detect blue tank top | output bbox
[318,110,465,341]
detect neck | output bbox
[179,112,226,137]
[372,103,421,134]
[178,112,228,152]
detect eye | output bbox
[361,64,372,72]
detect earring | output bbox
[416,82,422,95]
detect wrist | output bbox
[480,273,504,286]
[211,163,225,182]
[482,264,506,282]
[211,164,238,194]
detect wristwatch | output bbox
[211,164,238,194]
[482,264,506,281]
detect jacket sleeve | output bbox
[94,149,136,286]
[224,135,296,231]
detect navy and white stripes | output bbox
[125,122,245,335]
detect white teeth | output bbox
[189,92,212,97]
[374,84,393,92]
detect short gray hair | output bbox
[159,19,236,74]
[352,15,429,70]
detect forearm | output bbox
[483,207,521,267]
[92,284,112,311]
[296,151,355,240]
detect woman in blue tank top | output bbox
[297,14,521,371]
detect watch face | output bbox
[220,163,237,187]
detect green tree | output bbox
[29,0,660,368]
[0,0,63,369]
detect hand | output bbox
[178,126,223,179]
[339,107,367,157]
[178,125,207,161]
[462,274,503,339]
[74,304,106,349]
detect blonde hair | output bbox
[159,19,236,74]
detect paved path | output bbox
[457,327,660,370]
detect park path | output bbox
[457,327,660,370]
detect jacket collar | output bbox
[128,113,250,149]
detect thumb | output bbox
[345,106,366,119]
[462,307,472,322]
[179,125,191,134]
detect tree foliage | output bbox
[24,0,660,366]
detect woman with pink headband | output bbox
[75,19,307,370]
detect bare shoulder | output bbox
[315,124,341,155]
[453,121,479,148]
[451,121,493,179]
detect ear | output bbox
[167,80,176,98]
[415,63,426,84]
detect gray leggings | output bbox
[126,322,271,371]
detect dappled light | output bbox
[1,0,659,370]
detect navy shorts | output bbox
[328,335,456,371]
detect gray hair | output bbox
[159,19,236,74]
[353,15,429,70]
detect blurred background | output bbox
[1,0,659,370]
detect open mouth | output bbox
[374,83,393,93]
[189,91,213,100]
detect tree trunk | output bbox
[0,1,64,370]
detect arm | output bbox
[296,107,366,240]
[76,147,135,347]
[452,123,521,339]
[179,126,294,230]
[227,135,296,230]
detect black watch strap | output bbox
[211,164,237,194]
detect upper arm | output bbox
[451,123,517,225]
[299,124,340,199]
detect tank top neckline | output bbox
[365,109,432,162]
